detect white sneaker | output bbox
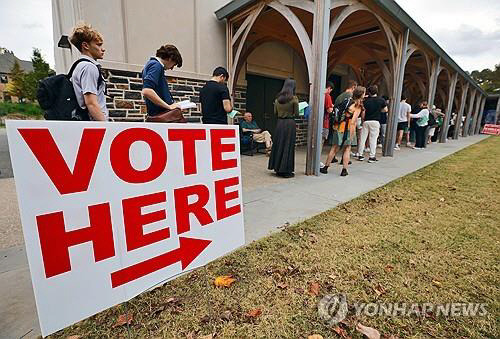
[394,145,400,150]
[320,162,325,168]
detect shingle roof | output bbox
[0,51,34,74]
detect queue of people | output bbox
[64,22,447,181]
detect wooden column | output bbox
[469,91,482,136]
[306,0,330,175]
[383,28,409,157]
[427,57,441,109]
[474,96,486,134]
[453,82,468,140]
[439,72,458,143]
[462,88,476,137]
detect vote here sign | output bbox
[6,121,244,337]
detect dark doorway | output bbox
[246,74,284,136]
[328,74,342,102]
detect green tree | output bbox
[23,48,55,101]
[470,63,500,94]
[6,61,26,100]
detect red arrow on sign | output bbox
[111,237,212,288]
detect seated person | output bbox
[240,112,272,152]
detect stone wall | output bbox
[103,68,308,145]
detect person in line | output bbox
[69,23,108,121]
[409,100,430,149]
[268,78,299,178]
[358,85,387,163]
[321,86,366,176]
[200,67,232,124]
[320,82,335,163]
[241,112,272,153]
[141,44,183,122]
[378,95,390,148]
[395,94,411,150]
[323,80,358,165]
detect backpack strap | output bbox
[67,58,105,90]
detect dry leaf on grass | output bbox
[277,282,288,289]
[309,282,320,296]
[384,265,394,273]
[373,284,387,297]
[432,280,442,287]
[214,275,236,287]
[333,326,349,338]
[356,323,381,339]
[112,313,132,328]
[439,197,445,202]
[299,229,305,237]
[246,308,262,318]
[308,335,324,339]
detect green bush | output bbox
[0,102,43,117]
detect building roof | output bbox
[215,0,487,96]
[0,49,34,74]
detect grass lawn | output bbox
[51,137,499,339]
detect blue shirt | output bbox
[142,57,173,116]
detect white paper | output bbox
[178,100,197,110]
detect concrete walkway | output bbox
[0,134,489,338]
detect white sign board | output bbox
[6,121,245,337]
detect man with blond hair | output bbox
[69,23,108,121]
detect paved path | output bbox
[0,129,13,179]
[0,134,489,338]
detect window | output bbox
[0,75,8,84]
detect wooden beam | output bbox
[454,82,469,139]
[470,91,482,135]
[306,0,330,176]
[440,72,458,143]
[474,96,486,134]
[462,88,477,137]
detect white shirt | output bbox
[398,101,411,122]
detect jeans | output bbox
[379,123,387,145]
[415,125,427,148]
[359,120,380,158]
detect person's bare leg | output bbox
[396,130,403,145]
[325,144,339,166]
[342,146,351,169]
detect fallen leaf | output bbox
[439,197,445,202]
[432,280,442,287]
[246,308,262,318]
[277,282,288,289]
[373,284,386,297]
[113,313,132,328]
[221,310,232,321]
[299,229,304,237]
[166,297,177,304]
[356,323,381,339]
[309,282,320,296]
[308,335,324,339]
[384,265,394,273]
[333,326,349,338]
[214,275,236,287]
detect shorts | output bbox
[322,128,329,140]
[397,121,409,132]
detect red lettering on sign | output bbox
[215,176,241,220]
[18,128,105,195]
[168,129,206,175]
[36,203,115,278]
[122,191,169,251]
[210,129,237,171]
[110,128,167,183]
[174,184,213,235]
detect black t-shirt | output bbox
[363,96,387,122]
[200,80,231,124]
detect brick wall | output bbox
[103,68,246,123]
[103,68,308,145]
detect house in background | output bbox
[0,48,34,102]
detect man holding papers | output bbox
[141,44,186,122]
[200,67,232,124]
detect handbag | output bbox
[146,108,187,123]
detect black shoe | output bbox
[282,172,295,178]
[340,168,348,176]
[357,155,365,161]
[320,166,328,174]
[368,157,378,163]
[340,158,352,165]
[332,157,338,163]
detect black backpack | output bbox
[37,58,104,121]
[331,97,352,125]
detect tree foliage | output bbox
[470,63,500,94]
[6,61,26,99]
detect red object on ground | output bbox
[482,124,500,135]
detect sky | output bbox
[0,0,499,73]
